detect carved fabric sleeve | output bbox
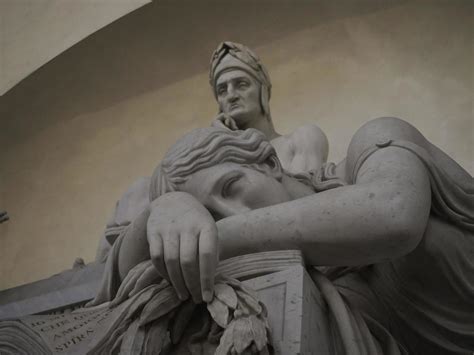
[88,209,150,307]
[340,137,474,353]
[88,230,126,306]
[95,177,152,262]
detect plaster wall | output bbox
[0,0,472,289]
[0,0,150,95]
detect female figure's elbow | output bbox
[381,193,430,258]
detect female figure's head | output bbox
[150,127,295,219]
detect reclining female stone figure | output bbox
[93,116,473,354]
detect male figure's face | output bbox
[215,70,261,126]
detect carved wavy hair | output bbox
[149,127,281,201]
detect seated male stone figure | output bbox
[96,42,329,261]
[209,41,329,174]
[92,118,473,354]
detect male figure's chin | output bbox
[229,109,251,127]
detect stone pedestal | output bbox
[244,265,331,355]
[0,263,331,354]
[0,263,104,320]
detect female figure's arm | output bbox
[217,117,433,265]
[113,117,434,303]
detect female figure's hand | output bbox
[147,192,218,303]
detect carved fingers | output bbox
[150,225,218,304]
[163,231,189,301]
[147,192,219,304]
[180,231,202,303]
[199,227,218,302]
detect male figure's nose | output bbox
[227,85,238,102]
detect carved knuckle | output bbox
[200,250,216,261]
[180,256,195,268]
[185,227,199,236]
[165,256,179,266]
[150,253,163,265]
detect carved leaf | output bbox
[235,290,262,315]
[209,278,272,354]
[207,297,229,329]
[142,315,171,354]
[260,302,268,318]
[208,320,224,344]
[214,283,238,309]
[248,315,267,351]
[170,300,196,345]
[124,284,163,320]
[221,277,259,300]
[119,319,146,355]
[232,317,253,353]
[139,286,181,326]
[188,313,212,354]
[215,321,235,355]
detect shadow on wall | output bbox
[0,0,408,147]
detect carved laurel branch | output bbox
[116,251,303,354]
[133,276,273,355]
[207,276,272,355]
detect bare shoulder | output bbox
[290,123,327,141]
[271,123,329,173]
[288,123,329,154]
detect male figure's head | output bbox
[210,42,273,130]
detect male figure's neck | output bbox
[239,114,280,140]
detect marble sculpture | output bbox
[0,42,472,355]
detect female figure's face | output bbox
[180,162,292,219]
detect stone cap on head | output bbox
[209,41,272,98]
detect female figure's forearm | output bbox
[217,177,430,266]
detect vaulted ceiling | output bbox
[0,0,150,96]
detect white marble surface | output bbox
[244,265,331,354]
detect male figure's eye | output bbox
[217,86,227,96]
[238,80,249,88]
